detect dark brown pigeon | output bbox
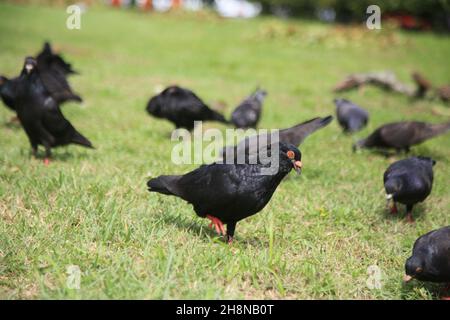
[354,121,450,153]
[412,72,432,98]
[148,142,302,243]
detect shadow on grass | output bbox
[355,146,448,162]
[26,147,95,162]
[154,211,267,247]
[379,203,428,223]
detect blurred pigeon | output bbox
[221,116,332,159]
[148,142,302,243]
[15,57,93,164]
[404,226,450,299]
[384,156,435,223]
[36,42,78,76]
[231,88,267,129]
[334,98,369,132]
[354,121,450,153]
[437,85,450,102]
[412,72,432,99]
[146,85,228,130]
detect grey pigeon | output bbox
[334,98,369,132]
[231,88,267,129]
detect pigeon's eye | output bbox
[287,150,295,159]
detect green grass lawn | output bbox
[0,3,449,299]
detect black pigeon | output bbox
[0,75,19,112]
[14,57,93,164]
[35,42,82,104]
[231,88,267,129]
[354,121,450,153]
[404,226,450,298]
[334,98,369,133]
[384,156,435,223]
[221,116,332,159]
[36,42,78,76]
[147,142,303,243]
[146,85,228,130]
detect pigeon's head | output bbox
[253,88,268,101]
[280,143,302,174]
[404,254,425,282]
[384,178,402,200]
[146,95,163,118]
[416,156,436,167]
[22,57,37,75]
[352,138,366,152]
[333,98,349,107]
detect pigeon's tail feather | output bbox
[147,175,180,196]
[207,108,229,124]
[281,115,333,146]
[426,122,450,139]
[72,131,94,149]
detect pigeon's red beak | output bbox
[293,160,302,174]
[403,274,413,282]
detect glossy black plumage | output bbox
[354,121,450,152]
[0,75,19,112]
[405,226,450,283]
[221,116,332,160]
[35,42,82,104]
[334,98,369,132]
[147,142,302,242]
[36,42,78,76]
[146,85,228,130]
[231,88,267,129]
[384,156,435,221]
[14,57,93,159]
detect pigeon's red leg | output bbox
[406,212,414,224]
[442,284,450,300]
[406,205,414,224]
[206,215,225,236]
[43,158,50,166]
[390,203,398,214]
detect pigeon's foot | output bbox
[227,236,233,245]
[206,215,225,236]
[406,212,414,224]
[43,158,50,166]
[390,203,398,215]
[9,116,20,124]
